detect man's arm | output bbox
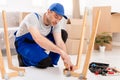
[53,32,67,53]
[53,31,75,69]
[28,27,62,54]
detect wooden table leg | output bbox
[81,9,101,78]
[2,10,25,79]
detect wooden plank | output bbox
[0,49,22,79]
[82,9,101,78]
[0,49,6,78]
[2,10,25,73]
[64,8,88,77]
[76,8,88,69]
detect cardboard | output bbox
[111,13,120,32]
[66,19,90,39]
[93,6,111,33]
[66,39,88,55]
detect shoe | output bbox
[49,64,54,67]
[17,54,26,67]
[36,57,53,68]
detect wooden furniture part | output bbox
[64,7,88,75]
[76,8,88,69]
[81,9,101,79]
[0,49,6,79]
[0,49,19,80]
[93,6,112,50]
[1,10,25,79]
[64,8,88,72]
[64,9,101,80]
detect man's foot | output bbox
[49,64,54,67]
[36,57,53,68]
[17,54,26,67]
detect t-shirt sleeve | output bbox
[23,13,39,29]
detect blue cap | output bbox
[49,3,68,19]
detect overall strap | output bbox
[34,13,39,20]
[50,26,53,33]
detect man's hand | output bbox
[60,51,75,71]
[64,63,76,71]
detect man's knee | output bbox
[61,29,68,43]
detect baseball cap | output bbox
[49,3,68,19]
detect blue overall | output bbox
[14,13,60,66]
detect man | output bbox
[14,3,74,70]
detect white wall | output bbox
[0,0,72,15]
[0,0,120,15]
[0,0,44,12]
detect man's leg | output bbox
[61,29,68,43]
[15,41,52,68]
[15,41,26,67]
[17,54,26,67]
[47,29,68,65]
